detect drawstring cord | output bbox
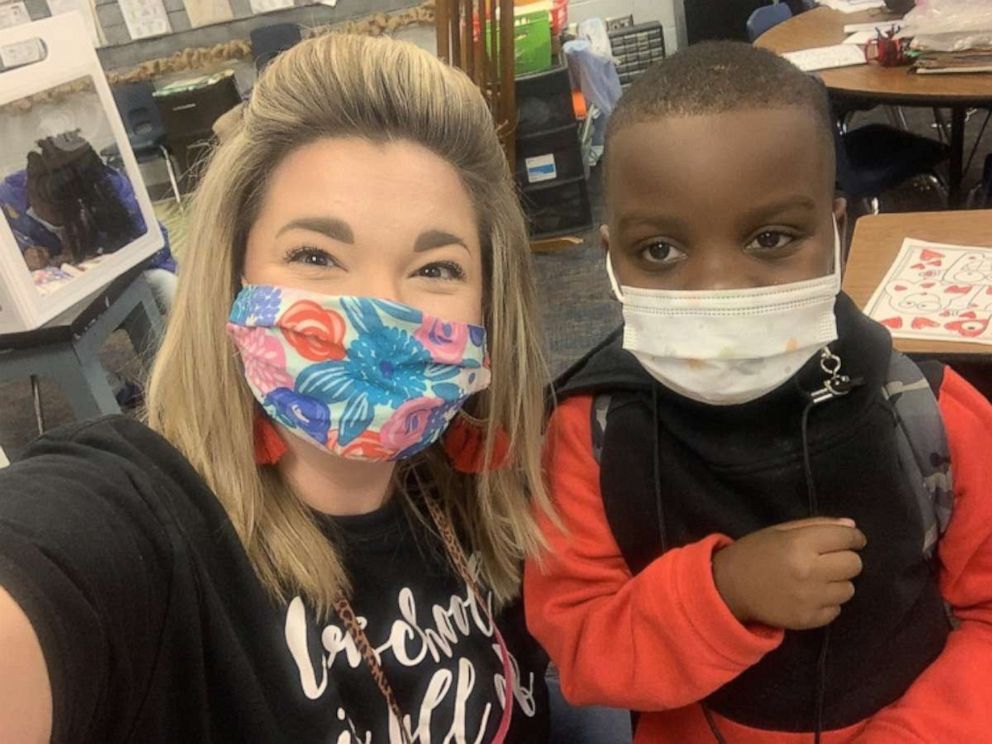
[652,384,670,555]
[697,347,862,744]
[801,395,830,744]
[652,384,726,741]
[802,347,862,744]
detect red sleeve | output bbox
[523,395,783,711]
[853,368,992,743]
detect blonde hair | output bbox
[146,33,551,616]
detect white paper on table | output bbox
[843,30,875,44]
[46,0,103,46]
[782,43,867,72]
[249,0,293,13]
[182,0,233,27]
[119,0,170,39]
[820,0,885,14]
[844,21,902,34]
[0,2,30,29]
[864,238,992,346]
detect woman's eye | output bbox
[639,241,686,266]
[746,231,795,253]
[415,261,466,282]
[286,246,338,268]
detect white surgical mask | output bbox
[607,220,842,406]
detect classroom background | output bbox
[0,0,990,459]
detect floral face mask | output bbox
[227,284,491,462]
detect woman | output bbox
[0,33,551,743]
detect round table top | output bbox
[755,6,992,106]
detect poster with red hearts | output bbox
[864,239,992,345]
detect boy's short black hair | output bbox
[606,41,835,152]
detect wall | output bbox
[16,0,422,72]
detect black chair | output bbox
[250,23,302,72]
[108,82,182,207]
[835,122,949,212]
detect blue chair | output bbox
[250,23,302,72]
[746,3,792,42]
[108,82,182,207]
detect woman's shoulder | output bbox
[3,415,223,539]
[16,414,197,476]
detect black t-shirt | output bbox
[0,416,548,743]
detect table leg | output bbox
[53,350,121,419]
[949,107,966,208]
[121,278,165,372]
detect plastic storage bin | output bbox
[520,178,593,239]
[515,123,584,186]
[516,66,575,136]
[0,15,163,332]
[487,2,552,76]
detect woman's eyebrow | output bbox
[276,217,354,243]
[414,229,469,254]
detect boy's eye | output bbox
[640,241,687,266]
[746,231,795,254]
[414,260,466,282]
[286,246,339,268]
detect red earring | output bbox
[254,412,288,465]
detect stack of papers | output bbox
[820,0,886,14]
[914,50,992,75]
[783,43,868,71]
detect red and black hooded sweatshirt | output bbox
[525,293,992,743]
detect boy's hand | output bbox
[712,518,867,631]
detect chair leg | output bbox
[926,172,948,201]
[861,197,880,215]
[886,106,908,130]
[30,375,45,435]
[932,108,949,143]
[839,111,855,135]
[160,146,183,210]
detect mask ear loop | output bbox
[605,254,624,302]
[829,216,843,293]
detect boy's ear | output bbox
[599,224,611,255]
[833,197,849,273]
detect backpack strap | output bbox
[591,392,662,576]
[590,393,611,464]
[882,352,953,559]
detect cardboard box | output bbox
[0,14,164,333]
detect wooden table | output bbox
[757,6,992,207]
[844,209,992,361]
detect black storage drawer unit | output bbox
[609,21,666,88]
[515,123,584,187]
[514,64,592,239]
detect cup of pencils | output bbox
[865,27,911,67]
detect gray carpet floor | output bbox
[2,104,990,457]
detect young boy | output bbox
[525,42,992,743]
